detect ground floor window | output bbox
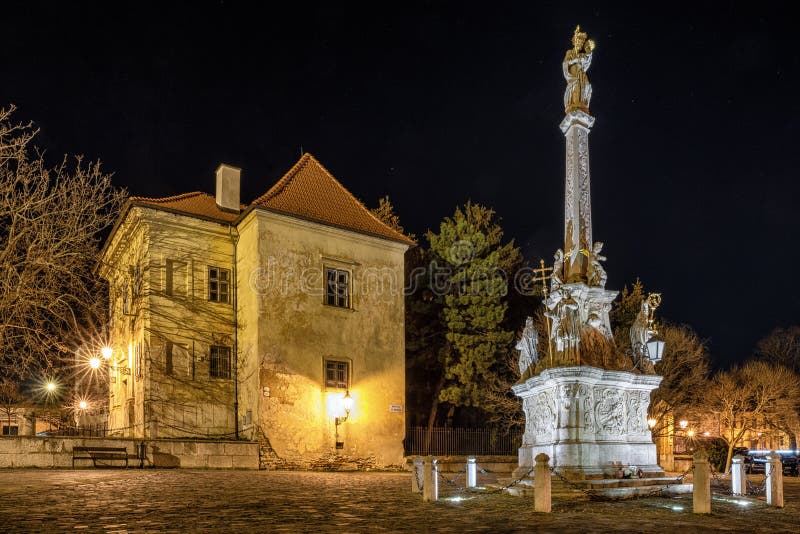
[210,345,232,379]
[2,425,19,435]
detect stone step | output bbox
[493,475,694,500]
[492,480,693,500]
[573,476,686,489]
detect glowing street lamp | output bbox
[647,418,657,429]
[89,356,102,369]
[679,420,688,430]
[687,429,696,438]
[46,381,57,392]
[101,346,113,360]
[341,390,353,418]
[78,400,88,410]
[334,390,354,450]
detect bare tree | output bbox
[707,361,800,472]
[0,379,23,433]
[0,105,126,380]
[649,324,711,437]
[756,325,800,372]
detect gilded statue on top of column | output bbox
[563,25,595,113]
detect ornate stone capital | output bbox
[560,110,595,134]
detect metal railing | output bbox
[405,426,522,456]
[41,423,108,437]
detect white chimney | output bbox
[215,163,241,213]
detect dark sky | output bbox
[3,2,798,368]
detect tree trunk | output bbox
[424,373,446,454]
[724,442,735,474]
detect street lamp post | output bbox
[334,390,353,450]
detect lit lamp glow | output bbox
[687,429,696,438]
[89,356,101,369]
[334,390,354,451]
[46,381,57,392]
[101,346,113,360]
[645,335,665,363]
[341,390,353,418]
[78,400,88,410]
[647,418,657,429]
[679,420,688,430]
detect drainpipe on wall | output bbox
[229,225,240,440]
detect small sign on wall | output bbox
[262,387,270,397]
[389,404,403,413]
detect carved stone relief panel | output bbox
[527,390,556,442]
[594,387,625,435]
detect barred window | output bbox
[210,345,232,379]
[208,267,230,303]
[325,268,350,308]
[325,360,349,389]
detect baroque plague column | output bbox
[512,26,664,479]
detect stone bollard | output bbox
[766,450,784,508]
[412,457,424,493]
[693,450,711,514]
[423,456,439,502]
[534,453,552,513]
[731,455,747,495]
[466,457,477,488]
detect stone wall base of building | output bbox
[0,436,258,469]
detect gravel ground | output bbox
[0,469,797,532]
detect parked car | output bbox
[745,450,799,476]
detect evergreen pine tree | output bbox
[426,202,521,413]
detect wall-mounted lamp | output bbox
[335,390,353,450]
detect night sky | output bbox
[3,2,798,369]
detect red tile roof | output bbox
[128,154,414,245]
[251,153,414,244]
[130,192,241,223]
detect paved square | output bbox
[0,469,798,532]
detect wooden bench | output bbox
[72,446,129,468]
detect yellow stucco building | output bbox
[99,154,413,467]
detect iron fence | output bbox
[405,426,522,456]
[43,423,108,437]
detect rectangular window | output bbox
[325,360,349,389]
[208,267,230,303]
[2,426,19,436]
[121,282,130,315]
[134,342,142,378]
[210,345,232,379]
[325,268,350,308]
[166,260,187,297]
[165,341,174,376]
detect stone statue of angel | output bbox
[551,248,564,292]
[587,241,607,288]
[563,25,594,113]
[558,290,582,351]
[629,300,655,352]
[516,316,539,375]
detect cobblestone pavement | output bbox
[0,469,799,533]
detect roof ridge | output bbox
[252,154,413,244]
[251,153,311,205]
[130,191,209,203]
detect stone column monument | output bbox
[512,26,664,479]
